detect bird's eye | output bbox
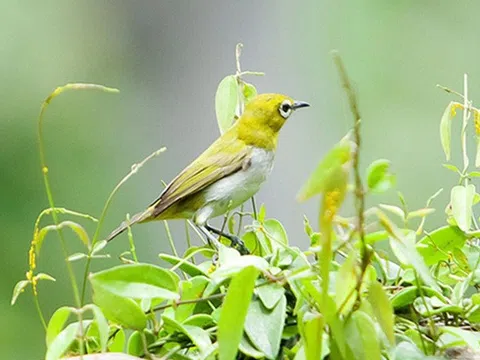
[279,100,292,118]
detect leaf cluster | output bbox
[12,46,480,360]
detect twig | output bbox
[331,52,368,262]
[332,52,373,308]
[436,84,465,101]
[81,147,166,303]
[37,84,118,309]
[152,293,225,312]
[125,214,138,262]
[461,74,471,181]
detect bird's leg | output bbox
[204,223,249,255]
[198,226,222,249]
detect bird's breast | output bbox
[203,147,275,211]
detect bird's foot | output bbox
[228,235,249,255]
[203,224,250,255]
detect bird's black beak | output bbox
[292,100,310,110]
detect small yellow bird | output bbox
[106,93,309,252]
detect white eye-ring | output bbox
[279,100,293,118]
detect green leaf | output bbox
[215,75,238,134]
[378,204,405,219]
[46,321,90,360]
[244,296,286,360]
[256,283,285,310]
[388,230,440,292]
[46,306,74,347]
[322,295,347,358]
[182,314,215,327]
[183,245,216,259]
[345,311,381,360]
[262,219,289,250]
[174,276,209,323]
[472,293,480,305]
[181,325,213,354]
[451,184,476,231]
[239,334,266,359]
[406,208,435,220]
[258,204,267,222]
[206,251,268,296]
[218,266,259,360]
[67,252,87,262]
[127,331,143,356]
[404,329,436,356]
[297,137,352,201]
[162,316,212,354]
[443,163,460,173]
[242,82,257,104]
[90,263,179,301]
[303,216,314,237]
[368,281,395,346]
[452,247,470,272]
[11,280,30,305]
[109,327,125,352]
[92,283,147,330]
[416,225,466,265]
[392,341,428,360]
[319,163,349,229]
[300,311,325,360]
[441,326,480,350]
[335,251,357,315]
[366,159,396,193]
[365,231,389,245]
[35,272,56,282]
[250,226,274,255]
[390,286,447,309]
[440,101,458,161]
[242,231,264,256]
[89,304,109,352]
[92,239,108,254]
[36,220,90,256]
[159,253,208,277]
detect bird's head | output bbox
[237,93,310,150]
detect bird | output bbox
[105,93,310,253]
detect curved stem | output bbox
[80,147,166,303]
[38,100,81,308]
[33,293,47,331]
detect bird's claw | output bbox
[230,235,249,255]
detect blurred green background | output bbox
[2,1,479,357]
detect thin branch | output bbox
[461,74,470,180]
[152,293,225,312]
[436,84,465,101]
[331,51,367,260]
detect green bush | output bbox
[12,46,480,360]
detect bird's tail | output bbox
[106,208,153,242]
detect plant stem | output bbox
[126,216,138,262]
[332,52,366,252]
[184,221,193,260]
[461,74,470,184]
[152,293,225,312]
[80,147,166,304]
[332,51,370,288]
[38,97,81,308]
[164,220,178,257]
[33,294,47,331]
[251,197,258,220]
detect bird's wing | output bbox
[150,133,251,217]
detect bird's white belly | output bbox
[194,147,275,224]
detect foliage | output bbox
[12,45,480,360]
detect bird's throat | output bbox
[237,122,278,151]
